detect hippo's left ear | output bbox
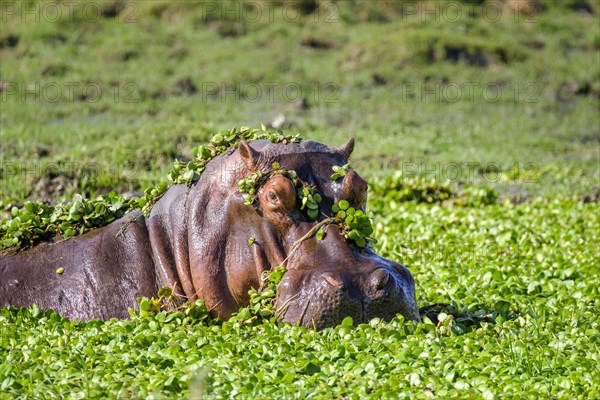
[238,140,260,169]
[338,138,355,159]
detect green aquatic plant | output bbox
[298,185,322,220]
[330,163,351,181]
[331,200,376,248]
[0,192,136,252]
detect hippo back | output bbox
[0,211,159,320]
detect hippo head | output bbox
[234,138,420,330]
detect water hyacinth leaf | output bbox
[139,297,151,312]
[301,197,308,209]
[94,204,107,215]
[63,228,76,238]
[331,164,351,181]
[182,169,195,181]
[157,287,172,298]
[70,201,82,213]
[110,199,123,211]
[316,229,325,240]
[200,146,212,160]
[243,194,254,205]
[494,300,511,314]
[211,134,224,145]
[60,221,71,230]
[226,131,238,142]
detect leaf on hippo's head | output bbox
[211,133,224,146]
[316,229,325,240]
[330,163,352,181]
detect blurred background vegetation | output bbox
[0,0,598,203]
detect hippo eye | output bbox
[268,190,278,203]
[259,175,297,212]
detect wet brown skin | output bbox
[0,139,419,328]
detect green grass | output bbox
[0,0,599,398]
[1,0,598,202]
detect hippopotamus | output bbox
[0,138,419,329]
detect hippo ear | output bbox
[238,140,260,169]
[338,138,355,159]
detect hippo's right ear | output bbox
[338,137,355,159]
[238,140,260,169]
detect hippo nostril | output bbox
[371,269,390,291]
[323,273,344,288]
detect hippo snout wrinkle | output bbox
[370,269,391,291]
[323,273,344,288]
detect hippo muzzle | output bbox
[275,228,420,330]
